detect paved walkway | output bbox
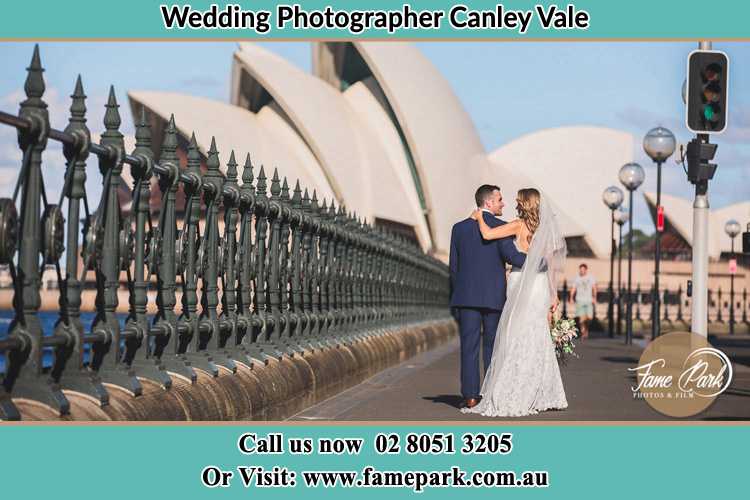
[290,333,750,421]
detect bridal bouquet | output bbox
[550,317,579,363]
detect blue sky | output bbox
[0,41,748,231]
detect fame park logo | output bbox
[628,331,733,417]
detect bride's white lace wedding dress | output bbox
[462,197,568,417]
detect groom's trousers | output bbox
[456,307,501,399]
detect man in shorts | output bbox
[569,263,597,340]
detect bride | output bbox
[461,188,568,417]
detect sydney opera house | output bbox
[2,41,746,312]
[644,192,749,261]
[127,42,638,263]
[124,40,749,304]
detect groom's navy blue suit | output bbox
[449,211,526,400]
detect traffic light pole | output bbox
[730,237,735,336]
[689,40,716,338]
[690,148,710,338]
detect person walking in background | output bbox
[569,263,597,340]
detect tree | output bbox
[622,229,655,257]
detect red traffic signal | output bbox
[656,205,664,232]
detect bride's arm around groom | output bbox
[470,210,528,253]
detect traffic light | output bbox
[686,50,729,134]
[685,138,717,184]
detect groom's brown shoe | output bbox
[464,398,480,409]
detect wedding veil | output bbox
[481,194,568,387]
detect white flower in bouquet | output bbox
[550,315,579,362]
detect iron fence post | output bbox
[174,131,203,380]
[309,192,322,343]
[201,139,236,371]
[92,87,142,395]
[317,199,331,341]
[236,154,259,364]
[3,46,59,419]
[54,76,110,407]
[128,107,171,388]
[221,152,241,359]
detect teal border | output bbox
[1,424,746,498]
[2,1,749,39]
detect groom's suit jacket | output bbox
[449,212,527,311]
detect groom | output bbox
[449,185,527,409]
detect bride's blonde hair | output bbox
[517,188,541,243]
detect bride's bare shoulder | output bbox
[506,219,525,234]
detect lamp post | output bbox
[602,186,624,338]
[725,219,741,335]
[619,162,645,345]
[643,126,676,340]
[614,206,629,337]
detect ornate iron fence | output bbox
[0,46,450,420]
[558,280,750,335]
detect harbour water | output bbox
[0,311,136,373]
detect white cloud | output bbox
[0,89,25,107]
[0,87,137,204]
[0,167,18,197]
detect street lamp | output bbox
[602,186,624,338]
[725,219,741,335]
[619,162,645,345]
[614,206,629,337]
[643,126,676,340]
